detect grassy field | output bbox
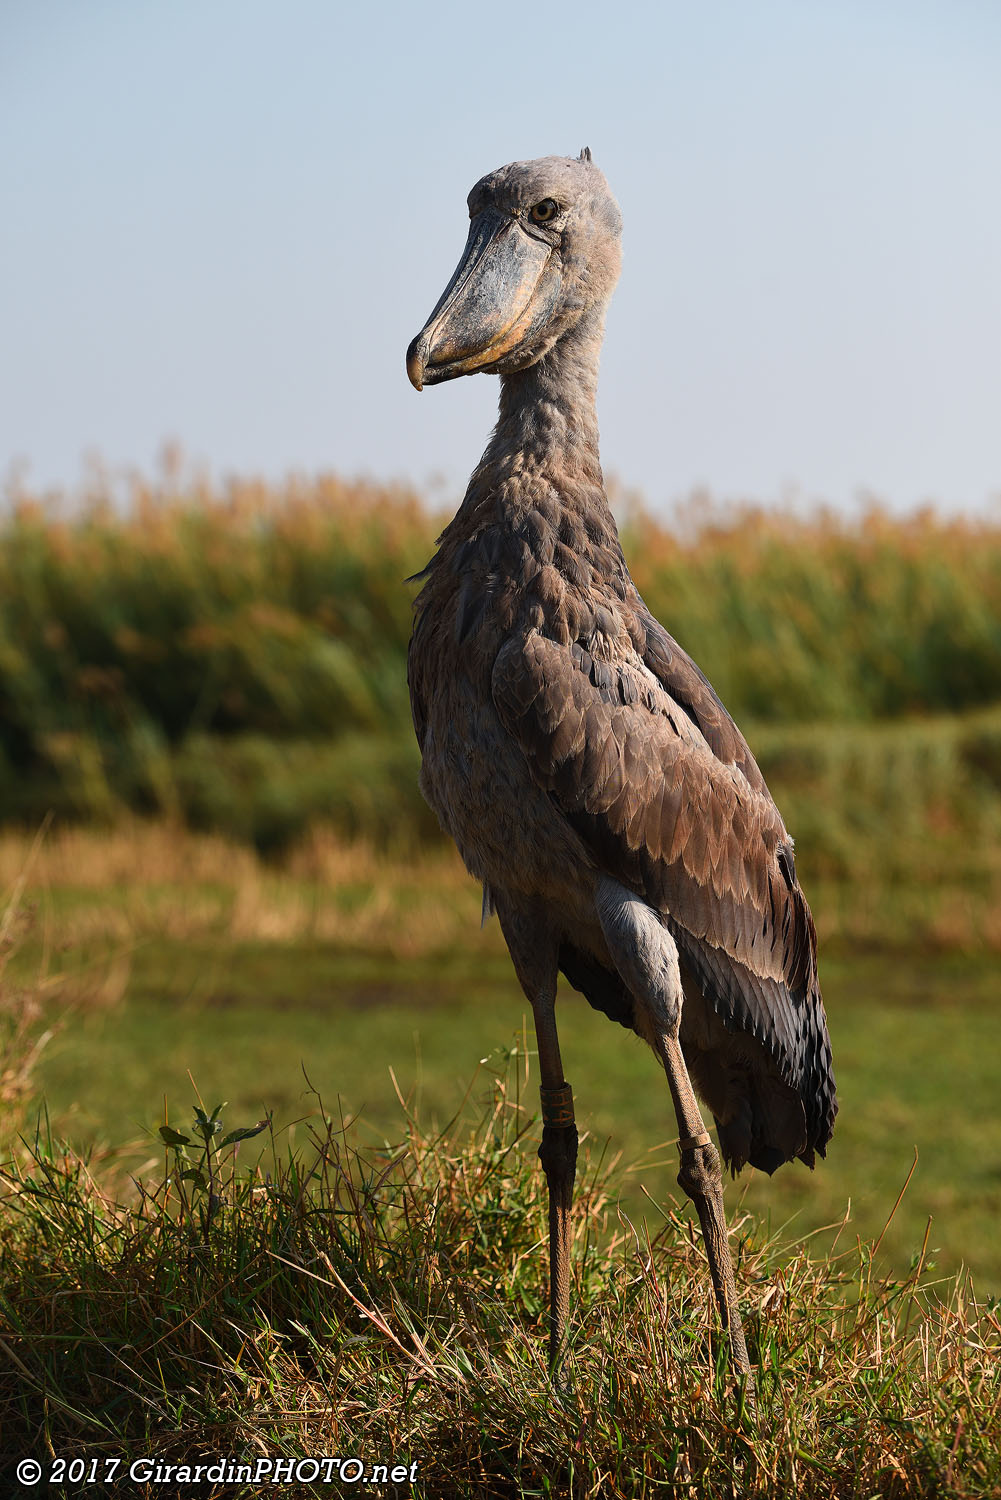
[2,832,1000,1494]
[2,475,1001,1491]
[4,1068,999,1497]
[3,822,1000,1299]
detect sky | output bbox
[2,0,1000,514]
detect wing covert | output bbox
[637,601,769,796]
[492,628,830,1126]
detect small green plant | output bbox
[158,1101,269,1239]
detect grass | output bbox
[4,822,1001,1297]
[2,1060,1000,1497]
[2,450,1000,1493]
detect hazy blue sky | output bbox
[2,0,999,512]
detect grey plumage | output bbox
[406,150,836,1380]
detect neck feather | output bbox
[423,300,631,645]
[488,304,606,489]
[479,303,607,498]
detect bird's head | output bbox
[406,149,622,391]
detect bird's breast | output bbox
[408,572,598,913]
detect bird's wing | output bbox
[637,601,769,796]
[491,628,830,1123]
[407,621,431,750]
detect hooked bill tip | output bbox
[406,337,426,392]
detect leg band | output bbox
[678,1131,712,1152]
[540,1083,575,1129]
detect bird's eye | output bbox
[529,199,559,224]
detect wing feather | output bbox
[492,628,836,1153]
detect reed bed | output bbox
[3,471,1001,881]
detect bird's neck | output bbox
[460,304,614,529]
[426,302,631,624]
[491,308,605,485]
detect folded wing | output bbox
[492,626,836,1160]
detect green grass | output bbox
[3,472,1001,1490]
[27,948,1001,1297]
[2,1064,999,1497]
[4,823,1001,1494]
[5,824,998,1296]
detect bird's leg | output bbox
[658,1034,753,1382]
[595,876,753,1386]
[495,902,577,1374]
[532,989,578,1374]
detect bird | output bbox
[405,149,836,1382]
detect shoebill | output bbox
[405,150,837,1381]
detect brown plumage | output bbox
[406,149,836,1383]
